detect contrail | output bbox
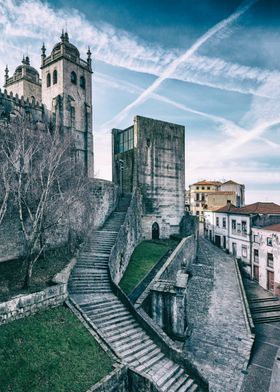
[100,0,257,132]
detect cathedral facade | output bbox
[2,32,94,177]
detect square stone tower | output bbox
[112,115,185,238]
[41,32,94,177]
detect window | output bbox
[196,211,199,216]
[70,106,75,128]
[254,235,259,243]
[196,186,199,190]
[241,220,247,233]
[242,245,247,258]
[223,218,226,228]
[216,217,219,227]
[267,253,274,269]
[232,220,236,230]
[71,71,77,85]
[53,70,57,84]
[207,187,210,190]
[202,187,205,190]
[237,223,241,232]
[47,73,51,87]
[196,193,199,201]
[267,237,272,246]
[254,249,259,263]
[201,193,205,201]
[80,76,85,89]
[114,127,134,154]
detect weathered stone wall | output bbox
[137,235,197,340]
[109,189,142,283]
[0,284,67,325]
[135,116,185,239]
[0,178,118,262]
[87,365,129,392]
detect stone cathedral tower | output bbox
[41,32,94,177]
[3,32,94,177]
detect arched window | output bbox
[47,73,51,87]
[71,71,77,85]
[152,222,160,240]
[53,70,57,84]
[80,76,85,89]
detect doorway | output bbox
[253,265,259,282]
[223,236,226,249]
[152,222,160,240]
[215,235,221,247]
[232,242,237,257]
[267,270,274,292]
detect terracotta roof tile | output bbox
[192,180,222,186]
[216,202,280,215]
[259,224,280,232]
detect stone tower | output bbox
[112,116,185,239]
[41,32,94,177]
[4,56,42,103]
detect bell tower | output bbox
[41,32,94,177]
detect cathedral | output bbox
[2,32,94,177]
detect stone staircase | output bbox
[69,196,203,392]
[249,296,280,324]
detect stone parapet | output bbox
[0,284,67,325]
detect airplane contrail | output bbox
[100,0,257,132]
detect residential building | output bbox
[251,224,280,295]
[204,202,280,277]
[188,179,245,222]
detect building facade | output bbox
[112,116,185,239]
[3,32,94,177]
[188,180,245,222]
[251,224,280,295]
[204,202,280,283]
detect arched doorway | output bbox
[152,222,160,240]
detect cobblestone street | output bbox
[184,238,254,392]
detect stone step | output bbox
[250,304,280,313]
[175,378,196,392]
[123,342,159,363]
[252,311,280,323]
[156,364,182,388]
[102,317,138,333]
[105,326,143,344]
[248,296,278,303]
[116,335,151,354]
[103,322,140,339]
[89,309,130,324]
[135,351,165,373]
[85,305,125,319]
[119,337,154,358]
[69,288,111,294]
[161,369,188,392]
[80,300,120,311]
[111,330,147,349]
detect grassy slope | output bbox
[119,239,179,295]
[0,307,113,392]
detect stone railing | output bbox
[0,284,67,325]
[109,189,143,283]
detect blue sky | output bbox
[0,0,280,203]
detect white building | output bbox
[204,202,280,277]
[251,224,280,295]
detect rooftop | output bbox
[215,202,280,215]
[258,224,280,233]
[191,180,222,186]
[208,191,235,196]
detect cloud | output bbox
[1,0,277,101]
[98,0,258,131]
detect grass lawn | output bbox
[119,239,179,295]
[0,246,72,302]
[0,306,114,392]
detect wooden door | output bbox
[215,235,221,247]
[267,270,274,292]
[253,265,259,282]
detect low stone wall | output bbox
[0,178,118,263]
[87,365,129,392]
[109,189,143,283]
[135,235,197,340]
[0,284,67,325]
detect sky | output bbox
[0,0,279,204]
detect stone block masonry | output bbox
[184,238,254,392]
[0,284,67,325]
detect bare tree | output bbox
[0,117,88,288]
